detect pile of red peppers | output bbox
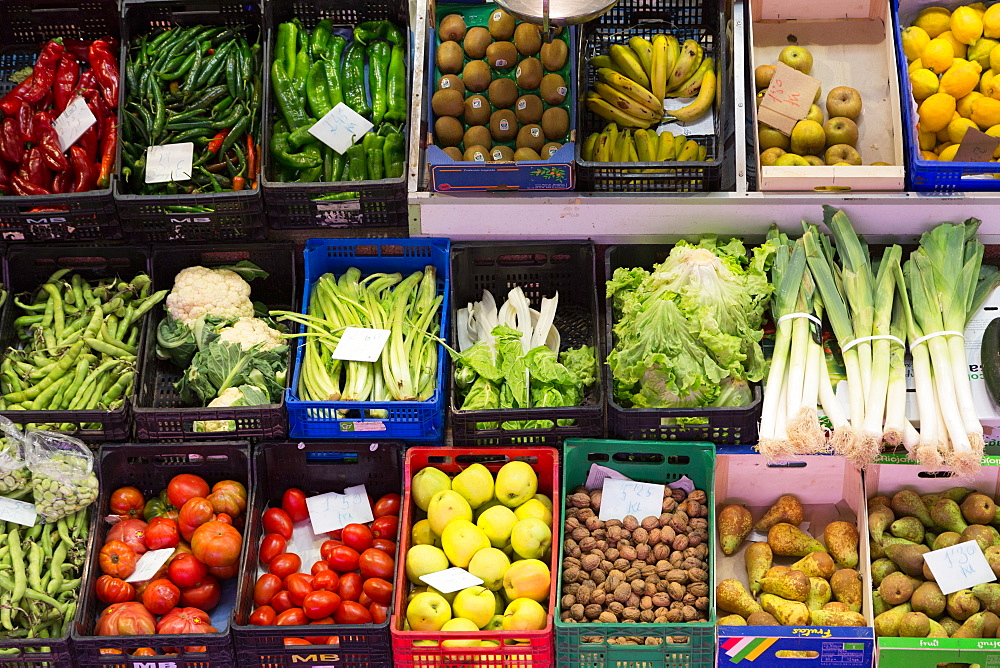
[0,37,120,197]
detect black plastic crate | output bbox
[575,0,735,192]
[133,243,296,441]
[261,0,410,231]
[233,440,402,668]
[450,241,604,446]
[115,0,266,243]
[0,0,123,243]
[0,246,153,441]
[604,244,762,444]
[72,441,250,668]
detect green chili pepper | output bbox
[306,61,332,119]
[278,22,298,79]
[314,191,360,200]
[341,40,371,118]
[367,148,384,180]
[295,43,311,96]
[325,36,347,110]
[385,43,407,123]
[272,59,312,129]
[354,20,403,46]
[271,132,323,169]
[311,19,333,59]
[384,130,405,178]
[367,41,390,126]
[322,146,344,182]
[346,144,367,181]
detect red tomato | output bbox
[254,573,283,607]
[282,488,309,522]
[371,515,399,541]
[311,560,331,575]
[168,553,208,589]
[259,533,287,566]
[334,600,372,624]
[177,497,214,542]
[310,617,334,625]
[207,563,239,580]
[313,570,340,592]
[207,487,244,518]
[214,513,233,525]
[167,474,210,510]
[110,487,146,520]
[156,607,216,634]
[270,590,294,613]
[363,578,393,605]
[285,573,315,607]
[338,572,362,602]
[141,578,180,615]
[269,553,301,579]
[212,480,248,513]
[145,517,180,550]
[373,494,401,518]
[96,575,135,604]
[370,602,389,624]
[358,548,394,580]
[191,520,243,568]
[341,524,373,553]
[262,508,294,540]
[371,538,396,555]
[95,602,156,636]
[303,590,342,620]
[132,648,156,656]
[320,540,340,563]
[326,545,360,573]
[249,605,276,625]
[108,519,149,556]
[275,608,308,626]
[359,592,372,607]
[327,529,343,541]
[180,575,221,610]
[284,638,312,645]
[99,541,137,579]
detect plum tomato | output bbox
[334,600,372,624]
[262,508,293,540]
[275,608,307,626]
[373,494,400,518]
[259,533,287,566]
[358,548,394,580]
[311,560,331,575]
[371,538,396,555]
[370,601,389,624]
[249,605,276,625]
[303,590,342,620]
[313,570,340,593]
[371,515,399,541]
[285,573,315,607]
[341,523,373,553]
[253,573,283,608]
[281,488,309,523]
[362,578,393,605]
[338,572,362,602]
[270,590,294,613]
[268,553,302,579]
[325,545,360,574]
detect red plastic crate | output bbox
[390,446,559,668]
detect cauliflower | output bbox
[193,386,269,432]
[218,317,284,350]
[166,266,254,326]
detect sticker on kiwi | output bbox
[517,99,527,110]
[474,152,485,162]
[516,66,522,77]
[492,149,504,160]
[495,59,507,67]
[493,11,502,20]
[499,119,510,131]
[558,87,567,96]
[531,127,540,138]
[472,98,482,108]
[441,78,451,88]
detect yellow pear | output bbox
[477,504,519,548]
[406,544,450,584]
[451,463,495,509]
[514,499,552,527]
[510,517,552,559]
[502,558,551,602]
[412,467,452,511]
[406,591,452,631]
[412,518,440,546]
[453,586,496,628]
[468,547,511,591]
[428,490,473,535]
[441,520,491,568]
[503,597,547,630]
[494,461,538,507]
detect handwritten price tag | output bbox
[923,540,997,594]
[126,548,175,583]
[306,485,374,535]
[0,496,36,527]
[758,62,821,136]
[419,567,484,594]
[145,143,194,184]
[954,127,1000,163]
[53,97,97,152]
[309,103,374,154]
[332,327,391,362]
[599,478,665,522]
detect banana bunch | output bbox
[585,34,717,128]
[581,122,708,165]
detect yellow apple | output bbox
[406,544,450,584]
[510,517,552,559]
[441,520,491,568]
[428,490,473,535]
[503,598,547,631]
[412,467,452,511]
[502,558,551,602]
[407,591,452,631]
[493,461,538,507]
[453,586,497,628]
[468,547,511,591]
[451,463,494,509]
[412,519,439,546]
[514,499,552,527]
[477,504,519,548]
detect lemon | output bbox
[968,37,998,68]
[948,116,979,143]
[938,30,969,57]
[919,92,958,132]
[923,38,956,73]
[903,26,932,62]
[958,90,986,116]
[951,6,984,44]
[973,96,1000,127]
[992,46,1000,72]
[986,124,1000,156]
[921,149,940,160]
[909,57,926,73]
[970,2,987,17]
[938,143,961,161]
[910,67,940,100]
[919,129,939,150]
[914,7,952,38]
[985,3,1000,37]
[940,59,983,98]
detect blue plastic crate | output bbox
[286,238,450,440]
[895,0,1000,192]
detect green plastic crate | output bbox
[556,439,717,668]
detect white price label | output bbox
[126,548,175,583]
[419,567,484,594]
[923,540,997,595]
[598,479,664,522]
[53,97,97,152]
[306,485,374,535]
[308,103,374,154]
[0,496,36,527]
[145,143,194,184]
[332,327,391,362]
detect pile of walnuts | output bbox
[559,485,711,625]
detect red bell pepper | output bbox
[24,39,65,104]
[51,163,74,193]
[0,119,24,165]
[17,102,35,144]
[69,147,96,193]
[35,120,69,173]
[0,161,11,195]
[76,124,98,164]
[97,116,116,188]
[75,70,97,96]
[53,51,79,114]
[88,40,119,109]
[10,174,50,196]
[0,75,33,116]
[22,147,51,191]
[84,90,109,126]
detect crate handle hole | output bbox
[426,456,452,465]
[456,454,512,465]
[775,651,820,659]
[612,453,665,464]
[766,461,807,468]
[918,470,956,478]
[197,251,253,264]
[496,253,548,267]
[18,205,68,214]
[587,453,610,462]
[787,34,798,43]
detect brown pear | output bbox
[831,568,863,612]
[892,489,934,527]
[824,601,852,612]
[972,583,1000,614]
[745,542,772,596]
[869,505,895,543]
[984,610,1000,637]
[872,592,891,616]
[897,611,931,637]
[869,495,891,509]
[922,560,936,581]
[890,516,926,543]
[884,543,930,578]
[912,581,946,618]
[931,498,969,534]
[761,593,810,625]
[870,537,886,560]
[763,565,790,578]
[946,589,981,621]
[718,614,748,625]
[952,611,987,638]
[939,616,962,636]
[824,521,860,568]
[717,579,762,618]
[809,609,866,626]
[874,603,913,637]
[760,569,810,602]
[986,545,1000,579]
[790,551,836,579]
[879,571,916,606]
[871,558,900,588]
[768,523,827,557]
[719,504,753,555]
[961,525,996,552]
[806,577,832,610]
[961,493,997,525]
[933,531,962,550]
[755,495,804,532]
[927,618,949,637]
[747,611,780,625]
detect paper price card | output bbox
[145,143,194,184]
[53,97,97,152]
[126,548,175,583]
[419,567,484,594]
[0,496,36,527]
[758,62,821,136]
[923,540,997,594]
[332,327,391,362]
[954,127,1000,163]
[598,478,665,522]
[306,485,374,535]
[309,103,374,154]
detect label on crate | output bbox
[598,479,665,522]
[309,103,374,154]
[758,62,821,135]
[341,421,386,432]
[126,548,175,583]
[0,496,36,527]
[53,96,97,152]
[923,541,997,594]
[145,143,194,184]
[955,127,1000,162]
[419,567,484,593]
[332,327,391,362]
[306,485,374,535]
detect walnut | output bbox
[632,527,649,544]
[640,565,657,578]
[595,540,608,552]
[605,547,620,562]
[564,556,581,568]
[689,489,707,504]
[576,587,591,606]
[565,516,581,529]
[607,525,622,542]
[614,583,632,603]
[652,544,670,561]
[681,557,702,571]
[640,609,656,622]
[577,508,595,520]
[623,607,641,621]
[585,515,604,532]
[598,611,618,624]
[688,582,708,597]
[647,528,661,546]
[619,545,637,561]
[614,558,630,571]
[623,515,639,531]
[563,566,581,583]
[695,596,709,612]
[682,605,699,622]
[581,555,601,572]
[666,609,684,623]
[660,526,676,544]
[685,501,701,518]
[565,582,580,596]
[619,529,632,542]
[631,580,645,595]
[644,582,657,597]
[638,594,653,611]
[569,492,591,508]
[585,603,602,620]
[670,552,684,568]
[682,593,696,606]
[689,517,708,531]
[636,544,651,562]
[566,508,579,519]
[561,611,574,623]
[579,536,597,552]
[601,560,613,572]
[666,569,689,584]
[592,529,606,541]
[589,490,603,510]
[591,589,607,606]
[662,497,677,513]
[669,512,689,534]
[609,601,625,615]
[572,527,590,542]
[561,594,575,609]
[626,593,641,608]
[668,581,685,601]
[672,534,689,552]
[571,603,585,621]
[641,516,659,531]
[591,569,606,585]
[624,567,640,581]
[688,533,702,547]
[606,572,623,589]
[652,593,671,607]
[670,601,684,611]
[694,544,709,559]
[671,488,686,502]
[688,568,708,582]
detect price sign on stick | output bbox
[758,62,822,136]
[923,540,997,594]
[419,567,484,594]
[599,479,664,522]
[145,143,194,183]
[307,485,374,535]
[954,127,1000,162]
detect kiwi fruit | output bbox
[514,94,543,124]
[540,39,568,71]
[464,125,493,150]
[487,8,515,40]
[463,95,491,126]
[513,23,542,56]
[486,42,517,69]
[515,57,543,90]
[490,145,515,162]
[463,145,490,162]
[539,73,568,105]
[516,124,546,152]
[435,116,464,147]
[541,107,569,141]
[442,146,464,161]
[437,74,465,95]
[439,14,467,42]
[463,26,492,59]
[488,78,518,110]
[431,89,465,118]
[436,41,464,74]
[462,60,492,93]
[541,142,562,158]
[513,147,541,161]
[489,109,518,142]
